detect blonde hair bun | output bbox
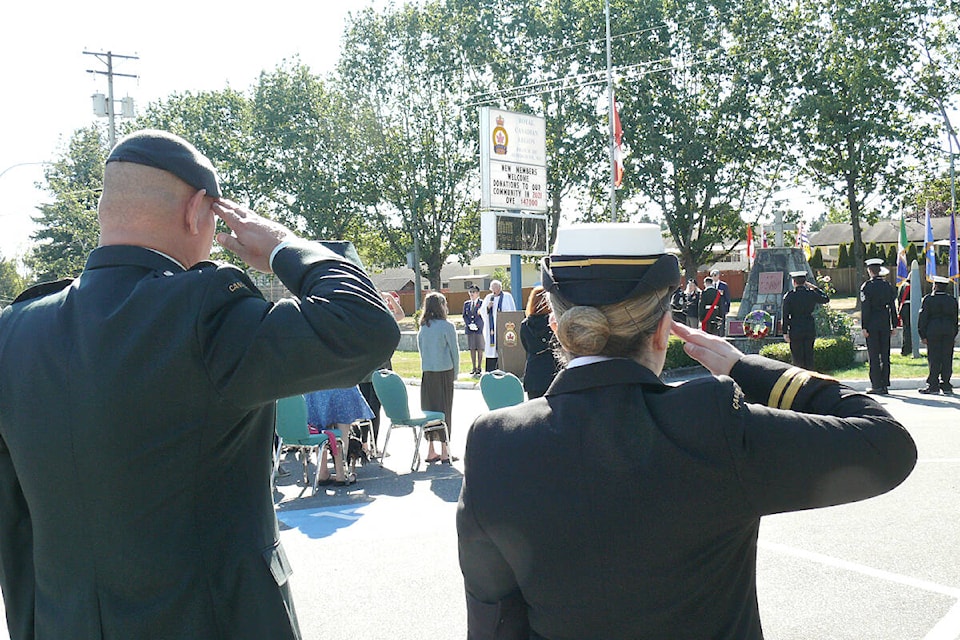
[556,306,610,356]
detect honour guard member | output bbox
[457,223,916,640]
[917,275,959,394]
[781,271,830,370]
[860,258,898,394]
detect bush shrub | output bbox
[759,337,855,372]
[664,335,698,370]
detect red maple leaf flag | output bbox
[613,97,624,189]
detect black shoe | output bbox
[918,386,940,394]
[867,388,887,395]
[940,383,954,394]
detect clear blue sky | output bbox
[0,0,387,259]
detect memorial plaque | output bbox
[758,271,784,295]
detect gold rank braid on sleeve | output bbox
[767,367,813,410]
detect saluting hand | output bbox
[214,199,296,273]
[671,321,743,377]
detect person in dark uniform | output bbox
[917,275,959,394]
[860,258,898,394]
[0,130,400,640]
[897,280,912,355]
[710,268,731,335]
[781,270,830,370]
[456,223,916,640]
[519,285,559,399]
[463,285,485,376]
[699,276,724,335]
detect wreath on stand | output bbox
[743,309,774,340]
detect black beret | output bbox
[541,224,682,306]
[106,129,222,197]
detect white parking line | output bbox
[924,601,960,640]
[760,541,960,640]
[760,540,960,598]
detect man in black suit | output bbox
[457,224,915,639]
[917,275,959,394]
[781,270,830,370]
[860,258,898,394]
[0,130,399,639]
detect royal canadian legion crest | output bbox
[492,115,508,155]
[503,322,517,347]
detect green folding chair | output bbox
[480,370,525,410]
[273,395,342,495]
[370,369,448,472]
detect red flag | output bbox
[613,97,624,188]
[746,225,755,267]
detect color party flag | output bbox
[797,222,812,260]
[746,225,755,267]
[613,96,624,189]
[896,213,909,285]
[924,204,937,283]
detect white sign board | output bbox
[480,108,548,213]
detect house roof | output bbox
[810,218,956,246]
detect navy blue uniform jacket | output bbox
[0,241,399,639]
[781,285,830,337]
[457,356,916,639]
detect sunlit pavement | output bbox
[273,381,960,640]
[0,378,956,639]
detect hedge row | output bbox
[758,337,855,372]
[663,335,855,373]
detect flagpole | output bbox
[605,0,617,222]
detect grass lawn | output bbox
[390,350,478,381]
[829,353,937,381]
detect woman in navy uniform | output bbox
[917,275,959,394]
[781,270,830,370]
[860,258,898,394]
[457,223,916,640]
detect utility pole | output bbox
[84,50,139,149]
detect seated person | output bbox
[305,386,374,486]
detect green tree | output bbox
[0,256,26,305]
[339,3,482,289]
[249,60,373,243]
[135,88,257,206]
[24,126,106,283]
[906,242,919,265]
[781,0,933,297]
[886,244,898,267]
[837,242,850,268]
[809,247,825,268]
[621,0,790,278]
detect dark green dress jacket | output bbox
[0,241,399,639]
